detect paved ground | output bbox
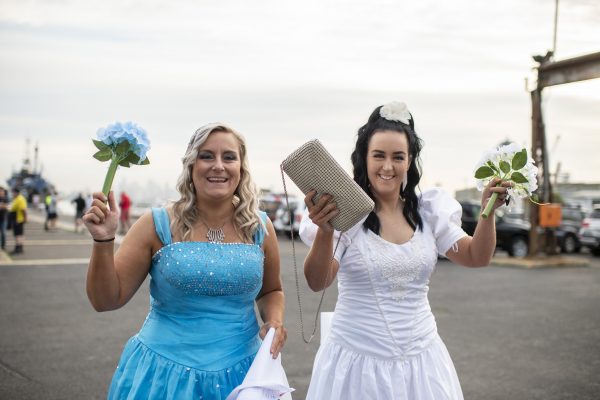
[1,211,599,399]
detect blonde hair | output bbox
[171,123,263,243]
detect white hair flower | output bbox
[474,142,540,218]
[380,101,412,124]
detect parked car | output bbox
[579,206,600,256]
[273,198,306,239]
[459,201,583,257]
[460,201,530,257]
[258,194,284,222]
[555,205,584,254]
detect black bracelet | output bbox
[93,237,115,243]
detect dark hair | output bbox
[350,105,424,234]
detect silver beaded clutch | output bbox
[281,139,374,232]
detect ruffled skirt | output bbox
[108,336,254,400]
[306,333,463,400]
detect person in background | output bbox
[31,192,41,211]
[83,123,287,399]
[118,191,131,234]
[0,187,8,250]
[72,193,87,233]
[300,101,510,400]
[44,190,58,231]
[9,187,27,255]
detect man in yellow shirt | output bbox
[0,187,8,250]
[9,187,27,255]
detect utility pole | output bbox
[529,88,543,255]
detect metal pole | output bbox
[540,105,558,255]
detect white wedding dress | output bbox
[300,188,467,400]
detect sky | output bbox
[1,0,599,204]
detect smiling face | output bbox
[367,130,411,200]
[192,130,242,202]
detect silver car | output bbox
[273,199,306,239]
[579,206,600,256]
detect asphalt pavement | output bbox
[1,211,599,399]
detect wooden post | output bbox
[529,89,543,256]
[529,51,600,256]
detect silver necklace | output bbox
[200,218,228,243]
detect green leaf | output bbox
[118,159,131,168]
[486,161,500,174]
[512,149,528,170]
[92,139,109,151]
[126,152,141,164]
[115,140,131,154]
[139,157,150,165]
[499,160,511,174]
[475,166,495,179]
[511,171,529,183]
[93,149,112,162]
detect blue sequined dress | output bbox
[108,208,267,399]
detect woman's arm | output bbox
[447,178,511,267]
[256,218,287,358]
[303,191,340,291]
[83,192,155,311]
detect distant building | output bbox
[454,187,481,203]
[556,183,600,212]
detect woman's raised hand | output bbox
[83,191,119,240]
[304,190,339,233]
[481,177,513,215]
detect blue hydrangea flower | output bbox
[96,121,151,162]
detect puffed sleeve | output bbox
[299,208,365,262]
[419,188,468,256]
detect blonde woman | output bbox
[84,123,287,399]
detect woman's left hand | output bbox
[481,177,513,214]
[259,321,287,359]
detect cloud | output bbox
[0,0,598,201]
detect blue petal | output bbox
[96,121,151,157]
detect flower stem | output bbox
[481,184,501,219]
[528,196,549,206]
[102,158,119,197]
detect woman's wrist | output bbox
[93,237,115,243]
[316,225,335,238]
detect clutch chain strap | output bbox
[280,164,342,344]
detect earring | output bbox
[401,172,408,193]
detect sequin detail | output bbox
[153,242,264,296]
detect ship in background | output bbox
[6,139,54,200]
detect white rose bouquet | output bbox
[92,122,151,196]
[474,142,540,218]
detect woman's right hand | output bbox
[304,190,339,233]
[82,191,119,240]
